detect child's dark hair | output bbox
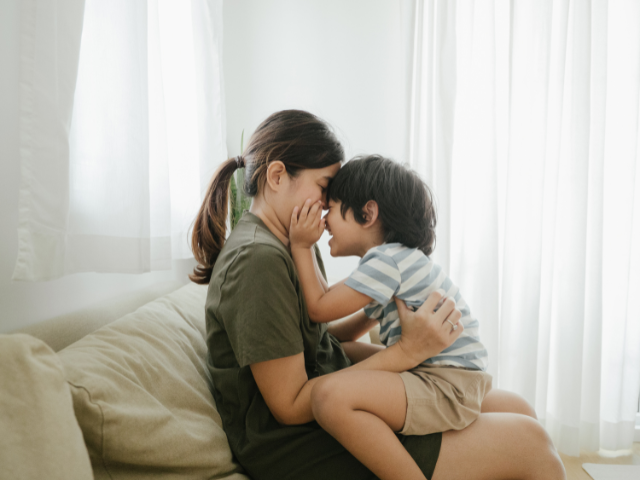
[328,155,437,256]
[190,110,344,284]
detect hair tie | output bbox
[235,155,245,169]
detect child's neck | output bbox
[355,230,385,258]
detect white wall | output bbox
[0,0,195,334]
[0,0,407,332]
[223,0,408,281]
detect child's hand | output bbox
[290,199,325,249]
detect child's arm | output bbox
[292,243,372,323]
[290,200,373,323]
[311,244,329,293]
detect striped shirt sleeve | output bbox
[345,247,401,305]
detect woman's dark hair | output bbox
[189,109,344,284]
[328,155,437,256]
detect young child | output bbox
[289,155,492,480]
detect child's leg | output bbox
[310,370,427,480]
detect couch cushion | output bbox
[14,280,185,352]
[0,334,93,480]
[58,283,249,480]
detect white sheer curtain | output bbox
[14,0,226,281]
[405,0,640,456]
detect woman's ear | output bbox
[362,200,379,228]
[265,161,288,192]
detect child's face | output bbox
[323,199,364,257]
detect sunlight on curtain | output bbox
[406,0,640,456]
[13,0,86,281]
[14,0,226,281]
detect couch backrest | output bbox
[12,281,185,352]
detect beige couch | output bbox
[1,282,250,480]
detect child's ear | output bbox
[362,200,379,228]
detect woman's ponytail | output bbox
[189,157,240,285]
[189,109,344,284]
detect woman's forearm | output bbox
[341,341,385,364]
[343,341,424,374]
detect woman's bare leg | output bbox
[311,370,427,480]
[481,388,537,418]
[433,413,566,480]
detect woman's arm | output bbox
[328,309,381,363]
[340,341,385,363]
[251,291,463,425]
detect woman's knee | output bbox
[511,416,564,475]
[438,414,565,480]
[521,416,553,449]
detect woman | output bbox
[191,110,566,480]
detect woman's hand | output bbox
[394,290,463,366]
[290,199,325,249]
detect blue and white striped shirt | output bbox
[345,243,488,371]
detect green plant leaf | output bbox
[230,128,248,231]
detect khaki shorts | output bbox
[398,364,492,435]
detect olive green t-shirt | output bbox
[206,212,441,480]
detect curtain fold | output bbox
[14,0,86,281]
[14,0,226,281]
[406,0,640,456]
[407,0,457,274]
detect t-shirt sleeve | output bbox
[363,303,385,321]
[345,247,402,305]
[218,244,303,368]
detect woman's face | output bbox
[283,163,341,234]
